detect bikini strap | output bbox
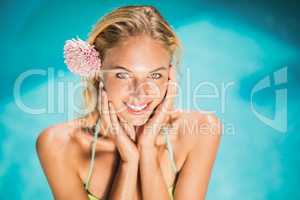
[162,127,178,174]
[84,119,101,190]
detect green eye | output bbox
[116,72,129,79]
[150,73,162,79]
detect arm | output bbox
[36,128,89,200]
[139,146,170,200]
[106,101,139,200]
[174,114,222,200]
[137,65,178,200]
[109,159,139,200]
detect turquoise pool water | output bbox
[1,0,299,199]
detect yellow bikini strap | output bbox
[162,127,178,174]
[84,119,101,190]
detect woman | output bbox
[36,5,221,200]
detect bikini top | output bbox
[83,125,178,200]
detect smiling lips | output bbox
[124,102,151,115]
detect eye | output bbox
[150,73,162,80]
[116,72,130,79]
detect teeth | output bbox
[126,103,147,111]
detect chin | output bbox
[119,113,150,126]
[130,117,149,126]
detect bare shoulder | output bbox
[36,121,76,165]
[36,122,69,147]
[175,110,222,153]
[35,116,97,199]
[36,112,100,166]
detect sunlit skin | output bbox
[36,34,222,200]
[100,35,171,129]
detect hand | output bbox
[137,65,178,149]
[99,85,139,163]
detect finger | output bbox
[146,70,177,131]
[98,118,109,138]
[100,90,111,137]
[116,114,135,140]
[97,83,107,137]
[158,67,176,112]
[143,66,178,135]
[108,102,124,138]
[150,103,165,129]
[97,81,104,113]
[170,66,178,97]
[92,136,116,152]
[100,88,108,115]
[152,80,175,124]
[120,121,136,141]
[163,83,174,113]
[166,66,177,109]
[108,103,137,144]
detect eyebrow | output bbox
[105,65,167,73]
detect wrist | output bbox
[139,148,160,170]
[120,159,139,169]
[138,143,157,152]
[138,145,158,160]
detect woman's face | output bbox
[101,35,172,126]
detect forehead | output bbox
[102,35,171,71]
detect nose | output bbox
[129,78,158,99]
[131,78,148,96]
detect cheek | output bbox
[149,81,168,104]
[103,78,128,103]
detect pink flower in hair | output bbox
[63,36,101,77]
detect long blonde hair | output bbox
[82,5,182,115]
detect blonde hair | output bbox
[82,5,182,114]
